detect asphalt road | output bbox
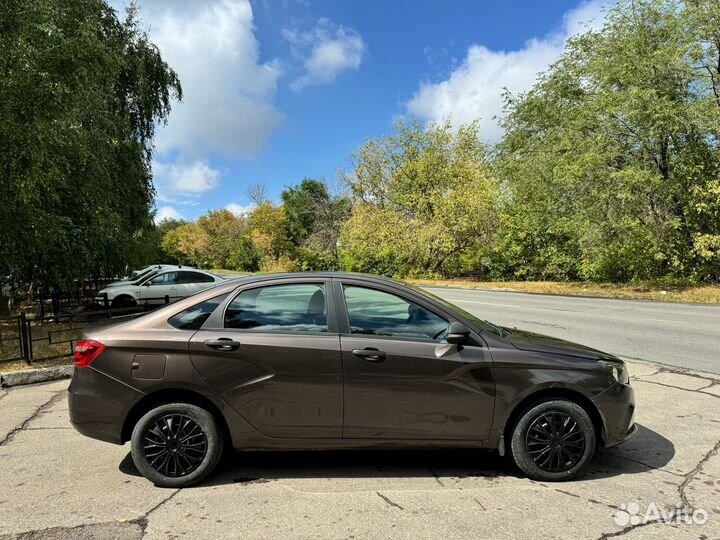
[2,366,719,539]
[424,287,720,374]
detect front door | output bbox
[189,280,343,439]
[139,271,178,304]
[337,282,495,440]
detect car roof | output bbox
[221,271,402,286]
[155,267,210,275]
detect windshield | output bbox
[126,267,156,281]
[403,283,504,337]
[131,270,159,286]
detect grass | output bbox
[210,268,251,276]
[407,279,720,304]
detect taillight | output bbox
[74,340,105,368]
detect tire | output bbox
[111,295,136,309]
[131,403,224,488]
[509,399,596,482]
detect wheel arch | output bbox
[502,387,604,448]
[112,293,137,305]
[121,388,232,446]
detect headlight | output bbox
[599,360,629,385]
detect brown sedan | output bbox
[68,272,636,487]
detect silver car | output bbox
[96,268,224,308]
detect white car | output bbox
[103,264,194,288]
[96,269,224,308]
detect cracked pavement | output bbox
[0,359,718,540]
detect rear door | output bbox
[335,279,495,441]
[189,279,343,438]
[176,271,217,298]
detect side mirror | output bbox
[446,321,471,345]
[143,281,152,287]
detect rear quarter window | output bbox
[168,294,228,330]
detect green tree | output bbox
[281,179,330,244]
[161,223,210,267]
[247,202,295,272]
[495,0,720,282]
[340,119,499,277]
[196,210,256,270]
[0,0,181,288]
[160,211,259,271]
[281,178,351,269]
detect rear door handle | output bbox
[205,338,241,351]
[352,348,386,361]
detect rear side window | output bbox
[178,271,214,284]
[168,294,228,330]
[343,285,448,340]
[224,283,327,333]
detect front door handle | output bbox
[205,338,240,351]
[352,348,386,361]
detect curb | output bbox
[0,364,73,388]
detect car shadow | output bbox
[118,423,674,486]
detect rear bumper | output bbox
[592,381,636,447]
[68,367,142,445]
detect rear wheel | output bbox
[131,403,224,488]
[509,399,595,481]
[111,295,136,309]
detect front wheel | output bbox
[509,399,596,481]
[111,295,136,309]
[131,403,224,488]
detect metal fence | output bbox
[0,314,83,364]
[0,294,181,366]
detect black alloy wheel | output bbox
[510,399,596,481]
[525,411,586,472]
[143,413,208,477]
[131,403,224,488]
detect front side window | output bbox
[224,283,327,333]
[343,285,448,340]
[168,294,228,330]
[148,272,178,286]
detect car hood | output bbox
[507,327,618,361]
[103,280,130,288]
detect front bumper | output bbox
[592,381,636,447]
[68,366,142,445]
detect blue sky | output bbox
[111,0,608,222]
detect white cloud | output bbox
[283,18,365,90]
[154,160,221,198]
[108,0,286,212]
[140,0,284,158]
[406,1,609,142]
[225,203,254,216]
[155,206,183,223]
